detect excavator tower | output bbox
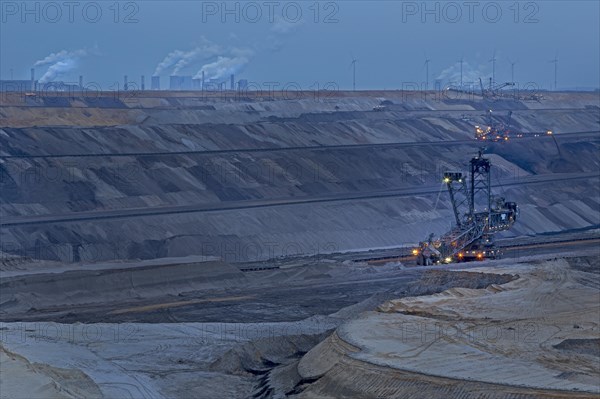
[416,151,518,265]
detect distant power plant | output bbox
[151,76,160,90]
[169,75,193,90]
[0,68,84,92]
[192,78,202,90]
[167,74,238,91]
[0,69,247,92]
[1,79,36,92]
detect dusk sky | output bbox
[1,1,599,90]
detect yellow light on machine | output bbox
[476,253,484,259]
[444,257,452,263]
[443,177,451,183]
[547,130,553,135]
[412,249,419,256]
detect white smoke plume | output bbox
[153,50,186,76]
[193,55,250,81]
[172,43,221,75]
[156,39,253,82]
[271,15,303,34]
[34,48,88,83]
[437,61,489,87]
[153,38,222,76]
[266,15,304,52]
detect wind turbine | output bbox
[507,57,517,83]
[489,50,497,87]
[549,54,558,90]
[349,56,358,91]
[424,55,431,90]
[459,56,464,88]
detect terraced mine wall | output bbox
[1,91,599,262]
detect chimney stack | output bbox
[124,75,128,91]
[79,75,83,90]
[141,75,145,91]
[202,70,205,91]
[230,74,234,90]
[30,68,35,90]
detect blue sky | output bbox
[1,1,599,90]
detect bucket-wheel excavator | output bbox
[415,151,518,265]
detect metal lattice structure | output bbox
[417,151,518,265]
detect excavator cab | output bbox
[504,202,518,222]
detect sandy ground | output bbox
[0,319,338,398]
[0,255,399,398]
[0,254,518,398]
[1,252,598,398]
[294,255,600,398]
[0,346,103,399]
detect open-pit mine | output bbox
[1,90,599,398]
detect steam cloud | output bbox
[153,50,186,76]
[155,24,301,82]
[267,15,304,52]
[193,55,250,81]
[153,40,222,76]
[437,61,489,87]
[271,15,303,34]
[153,37,225,76]
[154,37,254,83]
[34,48,88,83]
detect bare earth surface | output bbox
[0,252,598,398]
[1,91,599,398]
[294,255,600,398]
